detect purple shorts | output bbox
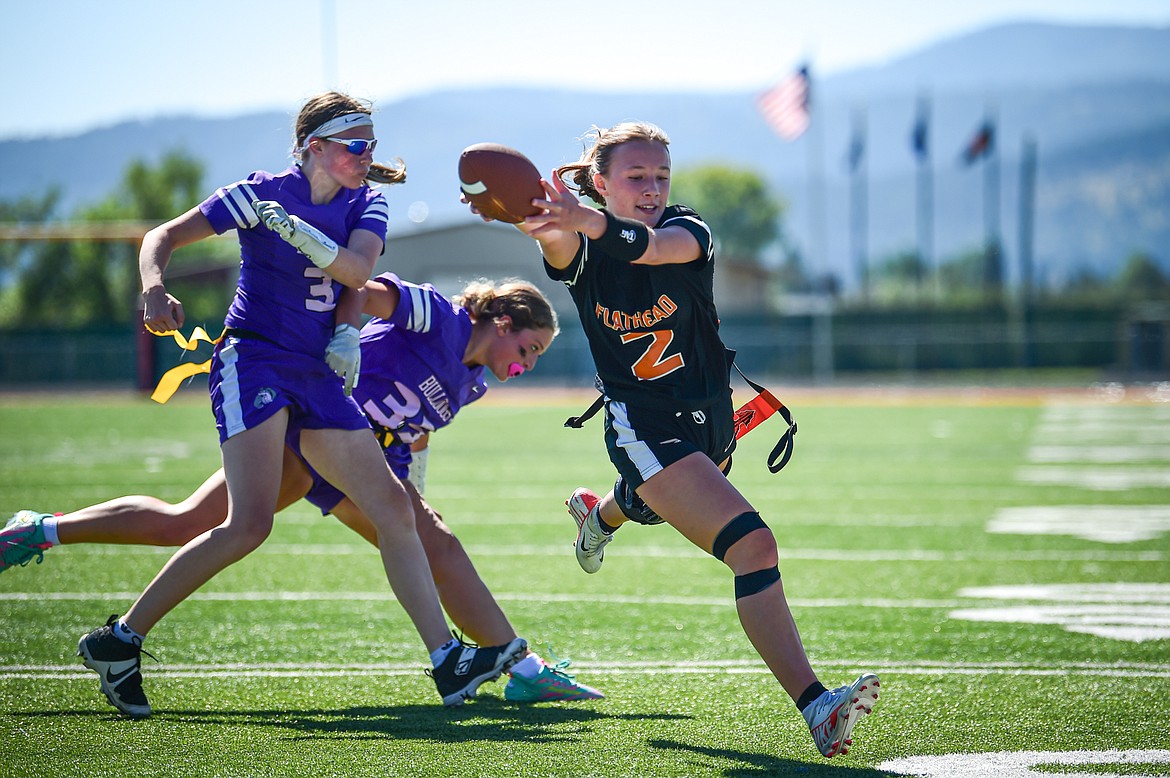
[285,423,411,515]
[209,336,369,445]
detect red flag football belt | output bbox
[564,365,797,474]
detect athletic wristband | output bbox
[289,215,339,269]
[595,209,650,262]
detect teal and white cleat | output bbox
[504,655,604,702]
[802,673,880,758]
[1,510,53,573]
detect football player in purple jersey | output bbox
[4,275,602,703]
[470,121,880,758]
[68,92,525,717]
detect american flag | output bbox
[756,65,811,141]
[961,120,995,165]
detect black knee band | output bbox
[615,475,665,526]
[711,511,767,561]
[735,567,781,599]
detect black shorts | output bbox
[603,393,736,491]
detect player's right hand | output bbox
[325,323,361,395]
[142,285,185,334]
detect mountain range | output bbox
[2,21,1168,292]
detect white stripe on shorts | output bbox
[219,341,246,438]
[610,400,664,481]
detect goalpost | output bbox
[0,222,156,390]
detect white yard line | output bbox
[0,591,976,608]
[1015,466,1170,489]
[3,658,1169,680]
[37,544,1167,562]
[988,505,1170,543]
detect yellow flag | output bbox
[149,327,224,404]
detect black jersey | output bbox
[545,204,731,411]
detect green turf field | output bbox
[2,387,1169,777]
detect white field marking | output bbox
[951,583,1170,643]
[1027,444,1170,462]
[264,512,989,529]
[988,505,1170,543]
[1015,466,1170,490]
[880,749,1170,778]
[959,583,1170,603]
[5,660,1170,681]
[1033,424,1170,442]
[1042,404,1170,422]
[43,544,1167,562]
[418,513,972,528]
[5,587,1170,615]
[0,591,974,608]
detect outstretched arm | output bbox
[139,207,215,334]
[519,176,701,267]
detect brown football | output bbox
[458,143,544,224]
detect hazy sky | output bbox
[5,0,1168,140]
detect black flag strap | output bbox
[564,393,605,429]
[730,364,797,473]
[563,366,797,473]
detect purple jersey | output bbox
[199,167,389,356]
[291,273,488,513]
[353,273,488,457]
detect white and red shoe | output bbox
[566,488,610,574]
[802,673,880,757]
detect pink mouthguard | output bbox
[507,362,526,378]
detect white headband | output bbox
[294,112,375,162]
[305,112,373,141]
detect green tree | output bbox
[109,152,205,222]
[670,164,784,264]
[2,150,213,327]
[1115,252,1170,299]
[871,250,930,302]
[938,248,997,304]
[0,188,62,323]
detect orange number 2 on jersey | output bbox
[621,330,685,381]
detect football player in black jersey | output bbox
[470,121,879,758]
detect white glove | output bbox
[325,323,361,395]
[252,200,339,269]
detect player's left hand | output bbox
[252,200,296,241]
[523,176,588,236]
[325,323,361,395]
[251,200,339,269]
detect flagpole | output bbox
[1016,134,1038,367]
[755,63,832,382]
[983,105,1003,299]
[913,93,935,300]
[806,71,833,383]
[850,106,869,302]
[321,0,338,89]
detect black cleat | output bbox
[77,615,152,718]
[427,635,527,706]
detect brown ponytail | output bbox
[554,122,671,204]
